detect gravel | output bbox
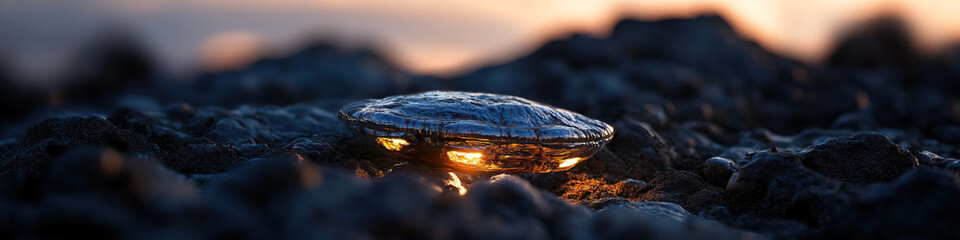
[1,15,959,239]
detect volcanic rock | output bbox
[797,132,917,183]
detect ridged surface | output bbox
[339,91,614,143]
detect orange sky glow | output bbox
[176,0,960,75]
[2,0,960,80]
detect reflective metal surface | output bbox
[339,91,614,173]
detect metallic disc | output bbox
[339,91,614,173]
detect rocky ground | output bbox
[1,15,960,239]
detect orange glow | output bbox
[198,30,263,71]
[445,172,467,195]
[162,0,960,74]
[558,157,582,168]
[447,150,485,166]
[99,148,123,175]
[855,91,870,110]
[4,0,960,82]
[300,165,321,188]
[376,137,409,151]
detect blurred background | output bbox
[3,0,960,80]
[2,0,960,136]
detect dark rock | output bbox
[205,118,260,144]
[639,171,723,212]
[193,44,410,107]
[590,203,758,240]
[726,152,830,216]
[160,138,243,175]
[622,100,671,128]
[797,132,917,183]
[601,119,676,179]
[1,114,159,183]
[843,169,960,239]
[22,114,154,153]
[287,137,386,178]
[206,158,316,202]
[610,201,691,222]
[827,16,917,70]
[916,150,957,168]
[662,127,727,170]
[43,147,195,203]
[466,175,573,221]
[567,149,629,179]
[59,27,156,104]
[700,156,737,187]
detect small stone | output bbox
[700,157,737,187]
[612,201,691,222]
[916,150,941,166]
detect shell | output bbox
[339,91,614,173]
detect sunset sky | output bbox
[1,0,959,83]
